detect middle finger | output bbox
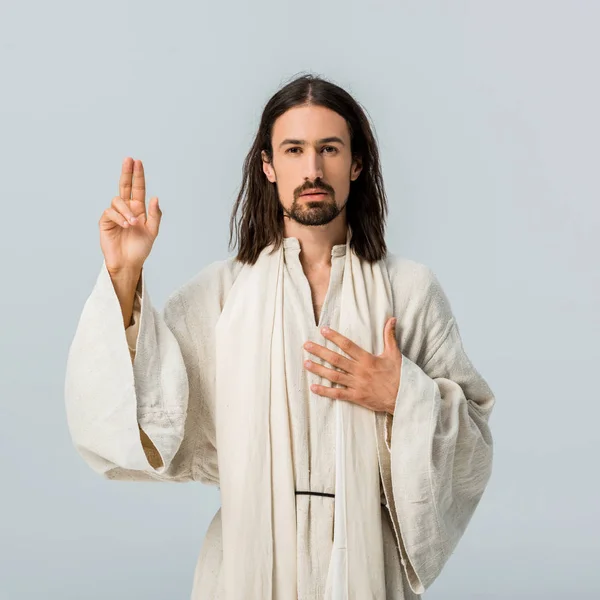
[131,159,146,205]
[304,359,351,387]
[304,342,356,374]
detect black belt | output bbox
[295,490,387,508]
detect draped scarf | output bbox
[214,228,395,599]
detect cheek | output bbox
[325,160,352,185]
[277,165,308,197]
[273,174,298,204]
[327,171,351,199]
[272,161,299,186]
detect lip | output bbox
[300,190,328,197]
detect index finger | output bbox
[321,327,370,361]
[119,157,134,201]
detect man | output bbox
[65,74,495,600]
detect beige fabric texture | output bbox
[65,237,495,600]
[213,229,397,599]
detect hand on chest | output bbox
[290,267,401,416]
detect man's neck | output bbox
[283,219,347,270]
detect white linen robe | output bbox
[64,237,495,599]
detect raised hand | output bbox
[99,157,162,274]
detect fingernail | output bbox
[322,326,330,334]
[129,216,137,224]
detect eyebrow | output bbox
[278,136,346,149]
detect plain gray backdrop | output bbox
[1,1,598,598]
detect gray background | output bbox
[1,0,598,598]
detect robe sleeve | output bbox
[65,260,215,483]
[387,266,495,594]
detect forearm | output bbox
[66,263,191,480]
[108,267,142,328]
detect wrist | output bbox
[108,265,143,282]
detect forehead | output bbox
[271,105,350,143]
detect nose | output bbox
[303,148,324,181]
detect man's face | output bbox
[262,104,362,227]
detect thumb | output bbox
[146,197,162,238]
[383,317,398,354]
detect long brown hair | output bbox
[228,73,388,265]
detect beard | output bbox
[282,193,343,226]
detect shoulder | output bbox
[384,252,455,365]
[385,252,451,315]
[384,252,422,288]
[165,256,244,321]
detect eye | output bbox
[284,146,339,155]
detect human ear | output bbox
[261,150,276,183]
[350,156,363,181]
